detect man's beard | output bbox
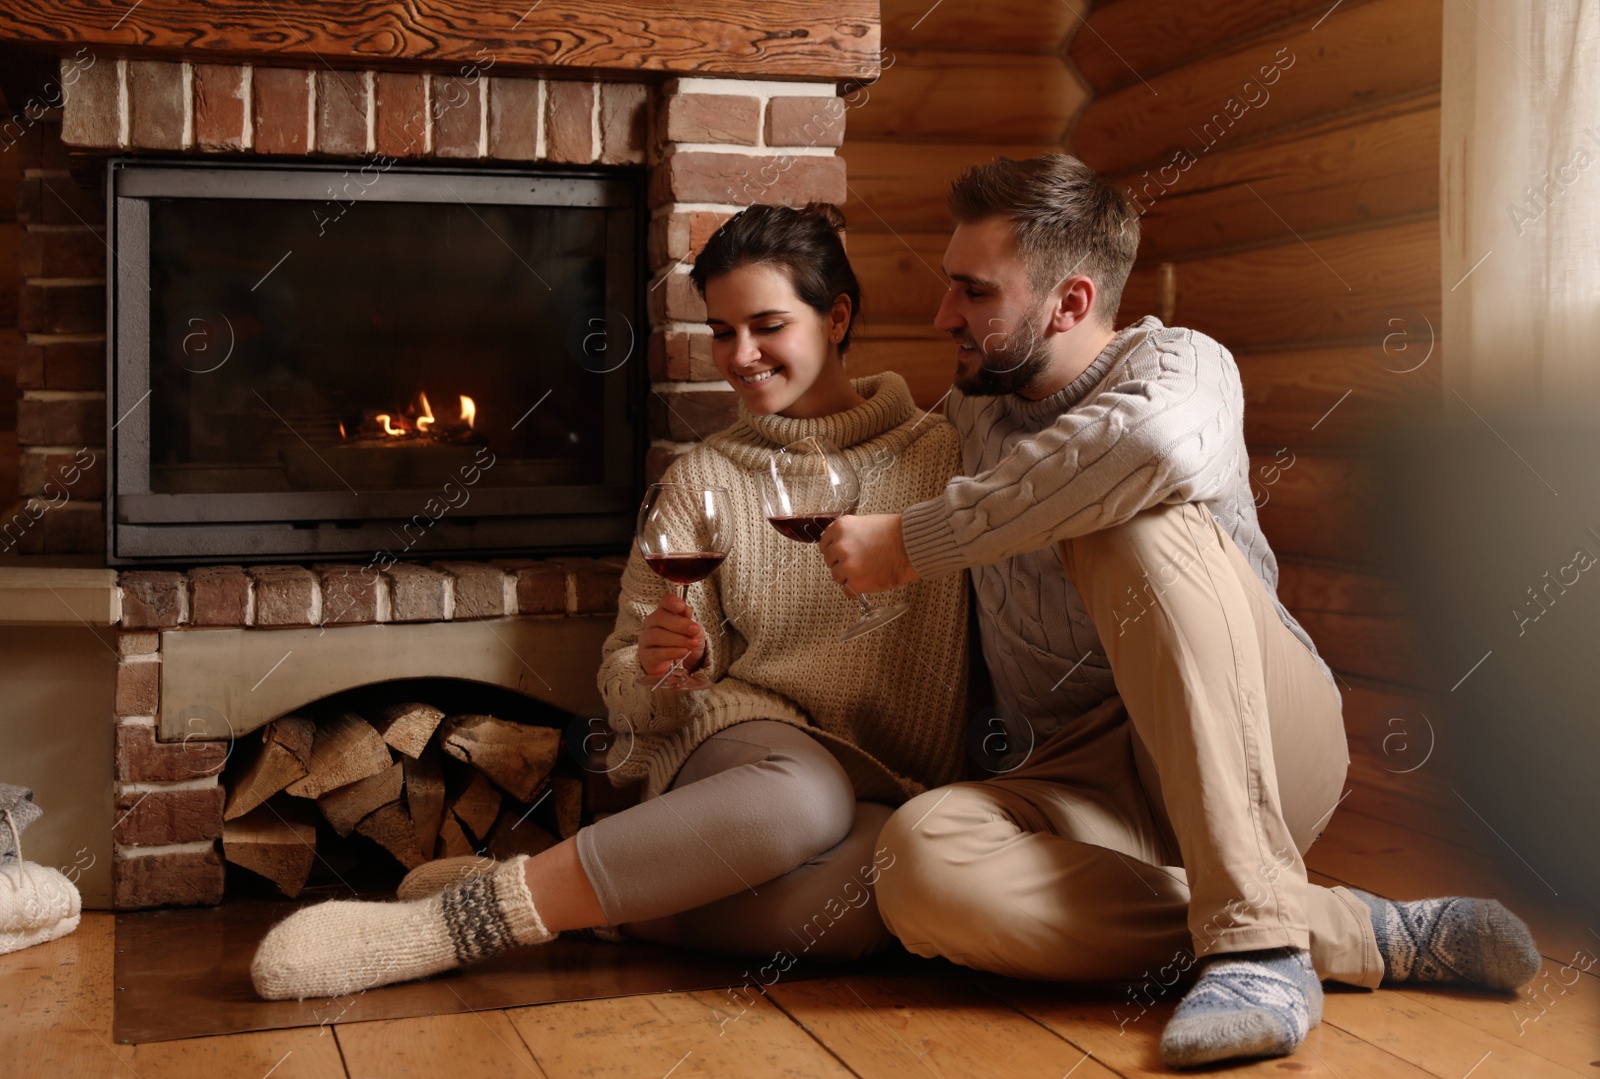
[952,310,1053,397]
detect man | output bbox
[818,154,1539,1068]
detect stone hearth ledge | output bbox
[0,566,120,625]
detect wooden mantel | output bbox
[0,0,881,81]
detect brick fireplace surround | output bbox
[0,5,877,908]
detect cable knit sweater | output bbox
[899,316,1335,738]
[598,372,970,803]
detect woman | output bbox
[251,203,970,1000]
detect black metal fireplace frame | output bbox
[105,158,646,564]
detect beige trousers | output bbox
[876,501,1383,987]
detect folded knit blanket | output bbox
[0,784,42,864]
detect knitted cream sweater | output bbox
[597,372,970,803]
[900,316,1335,737]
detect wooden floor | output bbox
[3,761,1595,1078]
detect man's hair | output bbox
[947,154,1139,326]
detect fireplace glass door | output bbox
[109,162,643,562]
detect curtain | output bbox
[1442,0,1600,416]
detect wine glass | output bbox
[759,436,909,641]
[635,483,734,691]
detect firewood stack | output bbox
[220,701,580,898]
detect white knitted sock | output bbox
[395,856,498,901]
[397,856,627,943]
[251,855,552,1000]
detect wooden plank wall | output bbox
[1069,0,1444,768]
[836,0,1443,780]
[839,0,1090,408]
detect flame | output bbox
[338,421,347,440]
[358,393,477,440]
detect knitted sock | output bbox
[397,857,627,943]
[1160,948,1322,1069]
[251,855,552,1000]
[1351,889,1540,990]
[396,856,498,901]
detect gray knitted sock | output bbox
[251,855,553,1000]
[1352,889,1540,990]
[1159,948,1322,1069]
[0,785,42,864]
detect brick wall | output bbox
[110,555,624,908]
[645,78,849,481]
[4,103,105,555]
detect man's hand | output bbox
[637,592,706,678]
[818,513,920,595]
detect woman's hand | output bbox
[637,592,707,679]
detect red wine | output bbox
[768,514,839,544]
[645,551,727,584]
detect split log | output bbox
[436,811,477,859]
[355,802,427,869]
[484,807,559,860]
[284,711,393,799]
[404,743,446,854]
[371,700,445,759]
[549,775,583,839]
[440,715,562,802]
[224,716,315,821]
[450,771,501,843]
[222,801,317,898]
[317,761,403,837]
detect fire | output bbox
[342,391,482,443]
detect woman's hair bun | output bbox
[804,202,847,232]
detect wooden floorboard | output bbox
[1390,974,1600,1075]
[503,989,856,1078]
[336,1009,544,1078]
[132,1026,347,1079]
[2,794,1594,1078]
[765,971,1120,1079]
[0,913,137,1079]
[986,976,1440,1078]
[1315,984,1587,1078]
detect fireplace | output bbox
[0,0,873,909]
[108,160,645,562]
